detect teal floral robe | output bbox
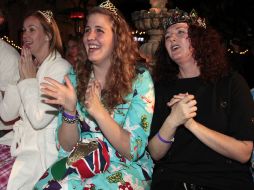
[34,67,155,190]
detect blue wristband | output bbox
[156,132,174,144]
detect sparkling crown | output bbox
[99,0,118,17]
[163,7,206,30]
[38,10,53,24]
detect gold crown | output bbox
[99,0,118,17]
[38,10,53,24]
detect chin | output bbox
[88,55,100,63]
[87,58,97,64]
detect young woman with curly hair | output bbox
[35,1,155,189]
[148,8,254,190]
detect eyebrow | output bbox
[166,26,188,34]
[176,26,188,30]
[85,25,104,28]
[23,24,40,28]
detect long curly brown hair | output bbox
[154,24,230,83]
[75,7,139,111]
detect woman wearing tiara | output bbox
[0,10,70,190]
[34,1,154,190]
[148,8,254,190]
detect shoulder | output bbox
[52,53,71,67]
[217,71,247,88]
[216,71,252,105]
[132,67,154,95]
[136,66,151,76]
[48,52,71,71]
[134,66,153,84]
[68,67,77,87]
[0,39,20,60]
[126,66,154,100]
[153,77,175,95]
[229,71,249,89]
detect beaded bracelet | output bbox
[156,132,174,144]
[62,111,77,124]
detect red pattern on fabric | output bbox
[0,144,15,190]
[73,158,95,179]
[70,139,110,180]
[94,149,100,174]
[99,139,110,171]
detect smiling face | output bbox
[165,22,194,65]
[83,13,114,67]
[22,16,50,57]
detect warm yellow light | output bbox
[1,36,21,50]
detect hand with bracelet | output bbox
[41,75,77,114]
[148,93,197,160]
[41,75,78,151]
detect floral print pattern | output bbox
[34,67,155,190]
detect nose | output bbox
[169,33,176,42]
[85,30,96,41]
[22,32,28,43]
[22,29,29,39]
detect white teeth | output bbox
[89,45,99,49]
[24,41,32,45]
[171,45,179,50]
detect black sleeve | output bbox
[229,72,254,140]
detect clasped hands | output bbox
[167,93,197,128]
[19,47,37,80]
[41,76,104,118]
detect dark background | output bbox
[1,0,254,88]
[112,0,254,89]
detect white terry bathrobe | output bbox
[0,51,71,190]
[0,39,20,131]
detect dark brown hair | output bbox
[154,24,229,83]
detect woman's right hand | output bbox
[166,94,197,127]
[19,47,37,80]
[40,75,77,114]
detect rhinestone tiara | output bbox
[38,10,53,24]
[163,7,206,30]
[99,0,118,17]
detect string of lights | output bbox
[1,34,249,55]
[1,36,21,50]
[227,48,249,55]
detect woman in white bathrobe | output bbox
[0,10,71,190]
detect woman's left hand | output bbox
[166,93,197,127]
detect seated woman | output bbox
[35,1,155,189]
[0,10,70,190]
[148,8,254,190]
